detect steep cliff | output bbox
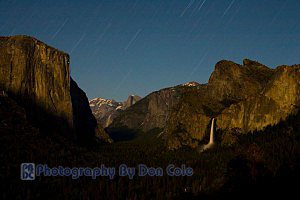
[108,83,197,134]
[122,95,142,109]
[109,58,299,149]
[217,64,300,133]
[0,36,109,143]
[71,78,112,143]
[207,59,274,102]
[0,35,73,135]
[164,60,300,149]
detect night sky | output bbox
[1,0,300,101]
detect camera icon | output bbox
[21,163,35,180]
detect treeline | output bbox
[1,101,300,199]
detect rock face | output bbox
[207,59,274,102]
[0,36,109,143]
[71,78,111,143]
[108,59,300,149]
[0,36,73,135]
[108,83,198,133]
[122,95,142,109]
[217,64,300,133]
[165,59,300,149]
[89,95,141,128]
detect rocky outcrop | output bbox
[207,59,274,102]
[217,64,300,133]
[108,83,198,133]
[71,78,112,143]
[164,60,300,149]
[163,85,217,149]
[109,59,299,149]
[0,36,110,143]
[122,95,142,109]
[89,95,141,128]
[0,36,73,135]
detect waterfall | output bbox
[209,118,215,144]
[200,118,215,152]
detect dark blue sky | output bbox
[1,0,300,101]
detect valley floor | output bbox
[1,95,300,199]
[1,124,300,200]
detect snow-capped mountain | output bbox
[90,81,199,129]
[89,95,141,127]
[180,81,201,87]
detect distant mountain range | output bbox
[89,95,141,127]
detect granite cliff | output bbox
[165,59,300,149]
[109,59,300,149]
[0,35,73,134]
[71,78,111,143]
[0,36,110,144]
[108,82,198,134]
[217,62,300,134]
[123,95,142,109]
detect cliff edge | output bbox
[0,36,110,144]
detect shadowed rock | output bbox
[71,78,112,144]
[0,36,73,135]
[0,35,110,144]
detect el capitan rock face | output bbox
[0,36,73,135]
[0,35,109,143]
